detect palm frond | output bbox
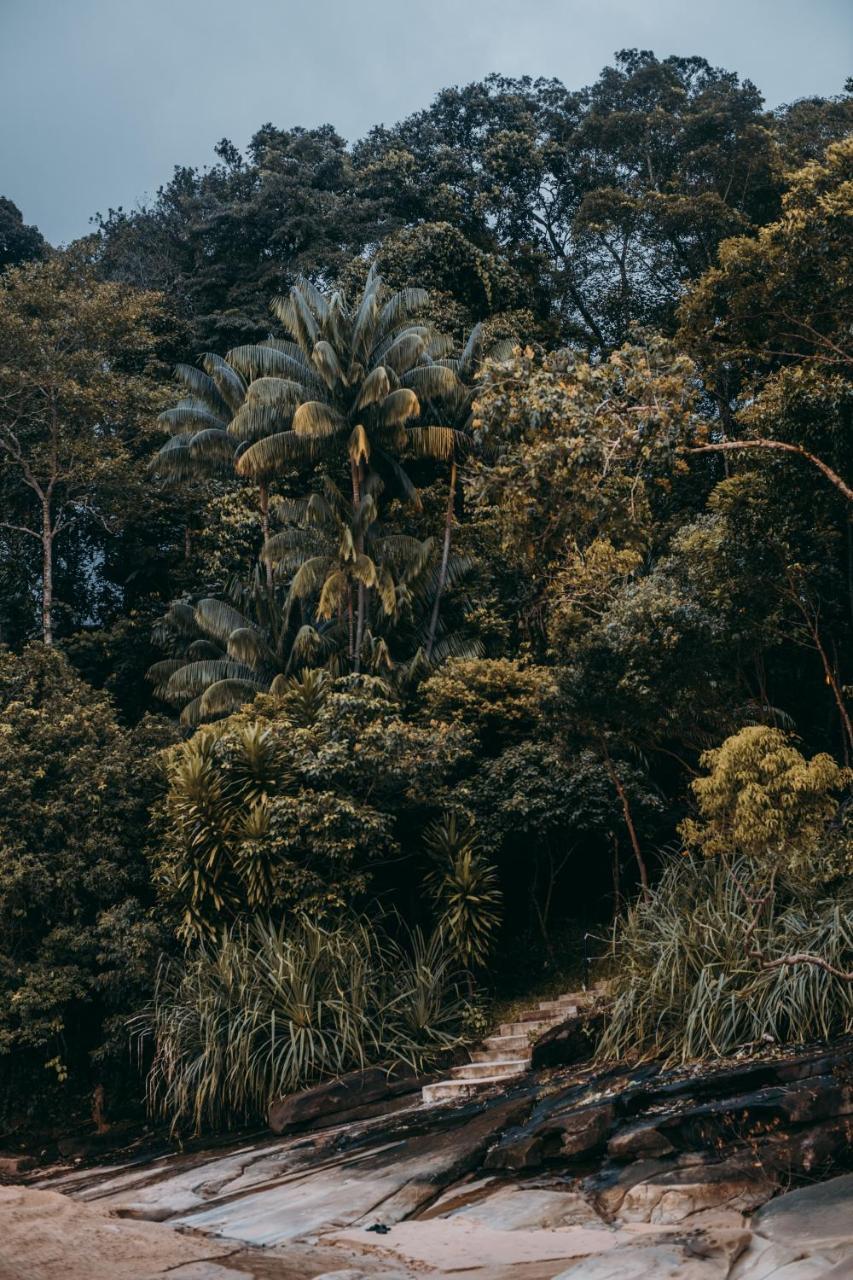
[236,430,328,478]
[194,598,254,643]
[404,426,465,460]
[201,354,247,414]
[380,388,420,427]
[377,288,429,338]
[292,401,345,438]
[401,364,461,402]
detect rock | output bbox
[551,1229,751,1280]
[443,1184,605,1230]
[531,1012,604,1070]
[268,1065,423,1134]
[615,1156,775,1224]
[750,1171,853,1253]
[484,1099,617,1170]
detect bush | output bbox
[598,855,853,1064]
[140,916,469,1132]
[0,645,175,1127]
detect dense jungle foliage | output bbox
[1,51,851,1135]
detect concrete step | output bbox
[422,1077,516,1105]
[538,1001,579,1016]
[470,1047,531,1065]
[483,1033,529,1053]
[498,1019,551,1037]
[450,1059,527,1082]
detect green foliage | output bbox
[424,815,502,969]
[152,675,472,940]
[680,727,850,874]
[0,645,174,1122]
[598,855,853,1064]
[142,916,469,1131]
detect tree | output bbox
[0,197,47,270]
[0,645,174,1125]
[231,270,463,670]
[0,254,164,644]
[680,137,853,504]
[95,127,389,353]
[355,53,779,346]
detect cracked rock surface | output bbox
[4,1038,852,1278]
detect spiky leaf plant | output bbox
[597,854,853,1064]
[138,916,469,1132]
[424,813,503,970]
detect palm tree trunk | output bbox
[426,460,457,661]
[259,482,273,593]
[41,496,53,646]
[351,458,365,673]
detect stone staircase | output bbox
[422,990,592,1105]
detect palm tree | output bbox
[231,269,465,670]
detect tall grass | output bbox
[597,855,853,1064]
[138,916,469,1132]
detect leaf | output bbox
[311,341,344,390]
[317,569,350,618]
[236,431,328,478]
[355,366,391,411]
[401,364,461,402]
[226,628,276,668]
[166,659,258,700]
[458,323,484,378]
[404,426,467,460]
[377,288,429,337]
[380,388,420,427]
[272,288,320,355]
[228,403,293,443]
[292,401,345,438]
[147,659,187,694]
[194,598,254,643]
[158,401,226,434]
[348,423,370,465]
[183,678,265,725]
[226,343,323,391]
[382,332,426,376]
[173,363,230,417]
[189,429,237,469]
[288,556,333,601]
[201,353,247,414]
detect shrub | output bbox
[140,916,469,1132]
[597,855,853,1064]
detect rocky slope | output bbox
[3,1036,851,1278]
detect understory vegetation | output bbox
[1,51,851,1135]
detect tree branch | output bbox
[687,439,853,504]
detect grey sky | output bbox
[2,0,851,246]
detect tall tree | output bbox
[0,254,163,643]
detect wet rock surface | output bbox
[9,1037,853,1277]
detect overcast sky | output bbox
[2,0,851,246]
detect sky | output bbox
[2,0,851,246]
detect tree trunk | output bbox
[259,482,273,593]
[41,497,53,646]
[602,745,650,898]
[426,460,457,661]
[351,459,365,673]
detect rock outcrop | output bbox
[14,1037,853,1278]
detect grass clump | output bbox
[139,915,469,1133]
[597,854,853,1064]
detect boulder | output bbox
[268,1065,423,1134]
[531,1012,604,1070]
